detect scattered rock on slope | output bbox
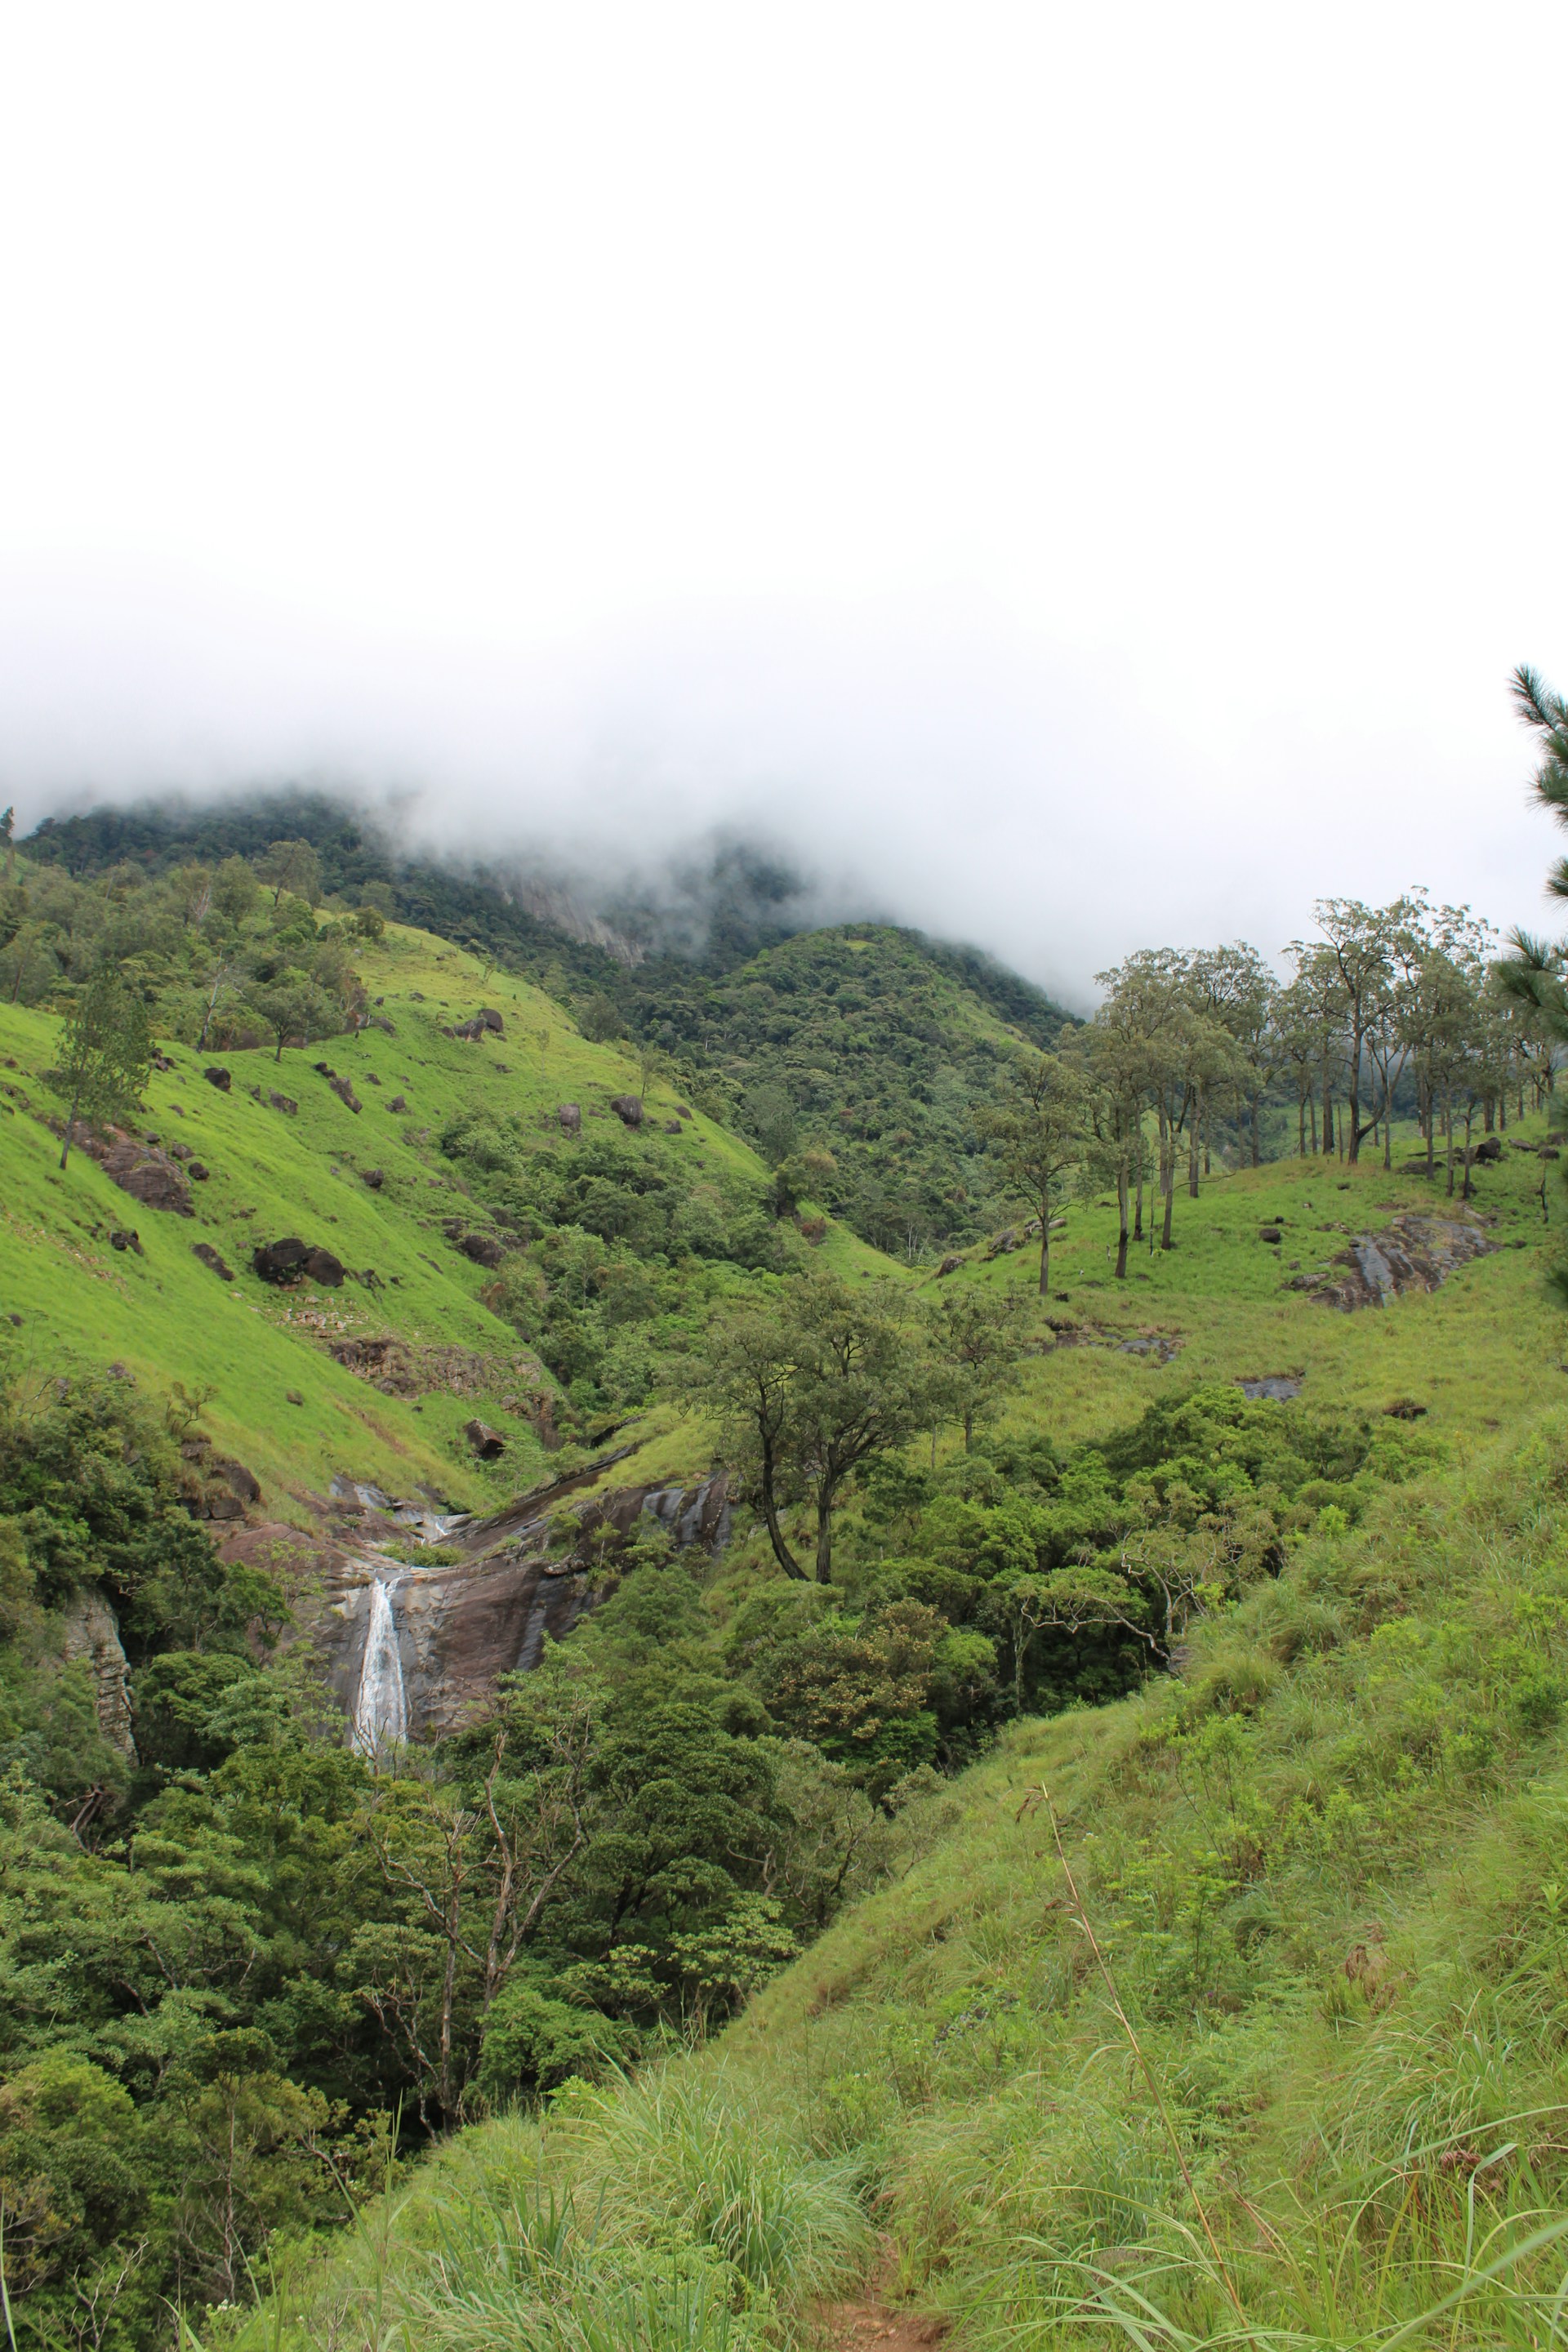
[96,1134,193,1216]
[1294,1215,1497,1311]
[252,1238,347,1287]
[608,1094,644,1128]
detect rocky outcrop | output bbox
[608,1095,644,1128]
[557,1103,581,1135]
[60,1586,136,1758]
[253,1238,346,1287]
[72,1127,194,1216]
[234,1464,731,1743]
[448,1008,505,1042]
[455,1231,506,1268]
[203,1066,232,1091]
[1295,1215,1497,1311]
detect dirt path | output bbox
[815,2301,947,2350]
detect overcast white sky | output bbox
[1,2,1564,1001]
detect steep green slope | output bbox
[626,921,1068,1254]
[18,795,1071,1252]
[0,917,889,1512]
[231,1138,1568,2351]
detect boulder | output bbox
[189,1162,210,1182]
[457,1232,507,1269]
[935,1254,962,1276]
[303,1246,346,1287]
[1260,1227,1283,1244]
[191,1241,235,1281]
[664,1120,684,1134]
[1473,1135,1503,1164]
[109,1228,142,1255]
[608,1095,644,1128]
[100,1138,193,1217]
[462,1419,508,1459]
[328,1074,362,1113]
[361,1168,386,1191]
[214,1456,262,1503]
[557,1103,581,1135]
[269,1090,298,1115]
[203,1066,232,1091]
[388,1094,408,1113]
[363,1014,396,1034]
[477,1007,504,1033]
[168,1141,193,1161]
[253,1237,311,1283]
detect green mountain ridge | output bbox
[18,792,1071,1250]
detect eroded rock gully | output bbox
[220,1462,731,1743]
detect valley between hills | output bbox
[3,798,1568,2349]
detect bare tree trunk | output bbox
[759,1438,806,1580]
[1115,1166,1129,1280]
[1461,1102,1475,1199]
[1134,1167,1143,1241]
[1187,1108,1200,1198]
[1445,1094,1455,1197]
[1037,1205,1051,1297]
[814,1475,842,1584]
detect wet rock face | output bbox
[230,1470,732,1742]
[1298,1215,1497,1311]
[60,1586,136,1758]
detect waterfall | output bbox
[352,1579,408,1759]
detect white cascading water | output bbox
[352,1579,408,1759]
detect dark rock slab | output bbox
[191,1241,235,1281]
[1300,1215,1498,1311]
[203,1066,232,1091]
[457,1231,506,1268]
[608,1094,644,1128]
[99,1136,193,1216]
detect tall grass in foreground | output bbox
[204,2073,867,2352]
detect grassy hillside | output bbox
[17,793,1071,1254]
[225,1134,1568,2350]
[0,917,888,1514]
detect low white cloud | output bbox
[0,4,1562,996]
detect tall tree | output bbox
[694,1273,940,1582]
[257,839,323,911]
[49,972,154,1171]
[977,1054,1087,1294]
[932,1281,1029,1450]
[1293,897,1425,1163]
